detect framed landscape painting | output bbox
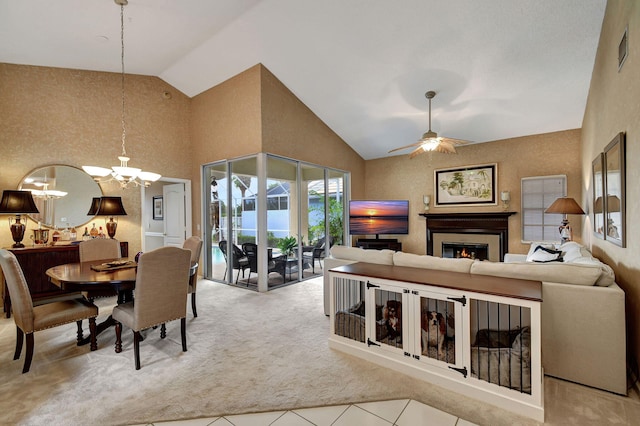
[435,163,497,207]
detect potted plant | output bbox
[277,236,298,257]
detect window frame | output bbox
[520,175,567,243]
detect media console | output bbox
[355,238,402,251]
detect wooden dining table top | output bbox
[46,259,137,292]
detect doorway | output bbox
[141,177,192,251]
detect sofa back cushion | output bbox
[393,252,474,273]
[470,260,605,286]
[329,246,395,265]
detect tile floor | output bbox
[132,399,476,426]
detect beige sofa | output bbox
[324,242,626,395]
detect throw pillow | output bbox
[526,245,563,263]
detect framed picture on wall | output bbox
[153,196,163,220]
[434,163,497,207]
[592,153,605,239]
[603,133,626,247]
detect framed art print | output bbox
[435,163,497,207]
[153,196,164,220]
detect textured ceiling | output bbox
[0,0,606,159]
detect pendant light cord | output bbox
[120,3,127,158]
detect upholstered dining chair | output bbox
[79,238,122,300]
[0,249,98,373]
[182,236,203,317]
[112,246,191,370]
[79,238,121,262]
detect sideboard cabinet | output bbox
[329,262,543,421]
[2,242,128,317]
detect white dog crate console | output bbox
[329,262,543,421]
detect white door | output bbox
[163,183,186,247]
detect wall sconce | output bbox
[500,191,511,211]
[423,195,431,211]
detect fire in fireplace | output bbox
[442,242,489,261]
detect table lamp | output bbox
[0,190,40,248]
[87,197,101,215]
[95,196,127,239]
[545,197,585,243]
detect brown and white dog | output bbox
[421,311,446,358]
[382,300,402,340]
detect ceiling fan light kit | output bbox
[389,90,469,158]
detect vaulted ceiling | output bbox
[0,0,606,159]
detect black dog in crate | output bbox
[383,299,402,340]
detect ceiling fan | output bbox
[389,91,469,158]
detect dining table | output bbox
[46,258,198,346]
[46,258,138,345]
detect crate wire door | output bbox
[413,288,464,370]
[332,277,367,343]
[469,298,533,394]
[367,283,407,356]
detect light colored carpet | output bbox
[0,277,637,425]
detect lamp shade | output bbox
[545,197,585,215]
[87,197,102,215]
[0,190,40,214]
[594,196,603,214]
[606,195,621,213]
[96,196,127,216]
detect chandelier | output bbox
[82,0,161,188]
[28,182,68,199]
[22,176,68,199]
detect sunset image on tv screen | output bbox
[349,200,409,235]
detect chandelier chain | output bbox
[120,3,127,157]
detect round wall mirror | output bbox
[18,165,103,229]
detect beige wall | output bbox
[364,129,582,255]
[189,64,365,233]
[582,0,640,375]
[260,65,366,199]
[0,64,192,256]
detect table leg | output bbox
[77,315,115,346]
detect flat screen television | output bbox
[349,200,409,237]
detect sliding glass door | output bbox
[203,154,348,291]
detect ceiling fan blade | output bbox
[408,147,425,159]
[440,136,470,145]
[433,141,458,154]
[388,141,423,153]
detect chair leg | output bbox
[22,333,34,374]
[160,323,166,339]
[133,331,142,370]
[13,326,23,360]
[76,320,84,345]
[114,321,123,353]
[191,292,197,318]
[181,317,187,352]
[89,317,97,351]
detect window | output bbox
[521,175,566,242]
[267,195,288,211]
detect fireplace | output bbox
[419,212,515,262]
[442,242,489,260]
